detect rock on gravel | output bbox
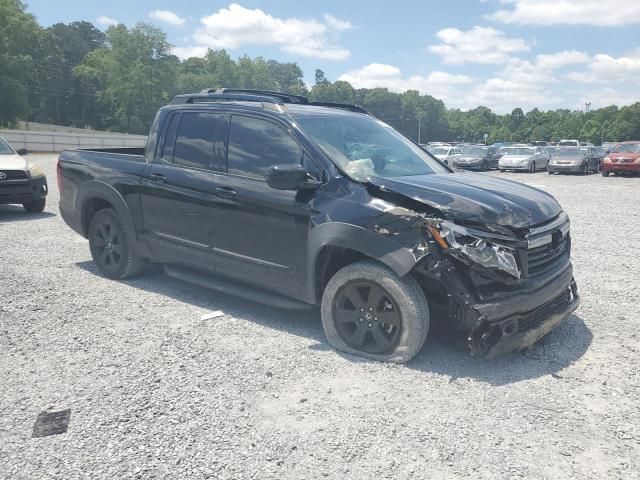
[1,155,639,479]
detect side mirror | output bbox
[17,148,28,156]
[266,164,320,191]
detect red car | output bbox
[602,141,640,176]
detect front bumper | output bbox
[498,164,529,170]
[547,163,583,173]
[0,174,48,205]
[415,253,578,358]
[603,162,640,174]
[469,280,579,357]
[453,162,484,170]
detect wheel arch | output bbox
[76,181,136,239]
[307,222,419,304]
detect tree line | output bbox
[2,0,639,143]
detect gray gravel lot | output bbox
[1,154,639,479]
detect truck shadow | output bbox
[76,261,592,386]
[0,204,56,221]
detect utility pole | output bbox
[418,116,421,144]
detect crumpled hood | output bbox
[368,172,562,228]
[0,154,28,171]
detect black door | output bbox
[211,114,318,300]
[139,111,228,270]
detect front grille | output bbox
[0,170,28,181]
[524,235,570,276]
[517,289,572,333]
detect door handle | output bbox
[215,187,237,199]
[149,173,167,183]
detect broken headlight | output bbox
[428,221,521,279]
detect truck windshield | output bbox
[0,137,15,155]
[296,115,449,181]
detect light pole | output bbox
[418,116,421,144]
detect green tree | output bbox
[76,23,178,133]
[0,0,41,126]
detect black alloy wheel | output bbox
[91,217,123,273]
[332,281,402,354]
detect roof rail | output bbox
[201,88,310,105]
[171,92,286,106]
[170,88,370,115]
[309,101,370,115]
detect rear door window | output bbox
[172,112,224,170]
[227,115,302,180]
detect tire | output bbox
[480,160,488,171]
[320,260,429,363]
[23,198,46,213]
[581,163,588,175]
[602,170,610,177]
[88,208,146,280]
[529,161,536,173]
[547,170,553,175]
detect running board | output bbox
[164,265,315,310]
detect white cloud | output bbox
[567,51,640,83]
[149,9,186,27]
[95,16,119,27]
[336,51,597,113]
[323,14,354,32]
[172,46,209,59]
[429,26,529,64]
[187,4,351,61]
[338,63,473,102]
[487,0,640,26]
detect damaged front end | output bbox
[359,180,579,358]
[411,210,579,357]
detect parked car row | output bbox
[424,140,640,177]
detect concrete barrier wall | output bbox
[13,121,131,135]
[0,129,148,153]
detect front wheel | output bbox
[321,260,429,363]
[480,160,489,171]
[582,163,588,175]
[23,198,46,213]
[602,170,610,177]
[88,208,146,280]
[529,161,536,173]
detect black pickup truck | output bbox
[58,89,579,363]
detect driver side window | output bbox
[227,115,302,180]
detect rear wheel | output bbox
[88,208,145,279]
[321,260,429,363]
[582,163,588,175]
[23,198,46,213]
[602,170,610,177]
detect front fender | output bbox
[306,222,425,303]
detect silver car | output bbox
[498,146,550,172]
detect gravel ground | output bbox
[1,154,639,480]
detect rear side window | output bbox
[160,114,180,160]
[172,113,222,170]
[227,115,301,180]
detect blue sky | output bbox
[25,0,640,113]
